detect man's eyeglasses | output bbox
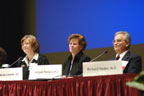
[112,39,125,44]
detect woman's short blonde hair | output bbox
[21,35,40,53]
[68,34,87,51]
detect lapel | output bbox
[121,51,131,71]
[122,51,131,61]
[68,51,83,74]
[32,59,38,63]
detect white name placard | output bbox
[83,60,123,77]
[29,64,62,80]
[0,67,23,81]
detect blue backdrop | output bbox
[36,0,144,54]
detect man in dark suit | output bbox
[113,31,142,73]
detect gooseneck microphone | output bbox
[90,50,108,62]
[9,57,23,67]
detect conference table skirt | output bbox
[0,74,140,96]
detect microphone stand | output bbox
[90,51,108,62]
[9,57,23,67]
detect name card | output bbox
[83,60,123,77]
[0,67,23,81]
[29,64,62,80]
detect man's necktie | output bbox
[116,55,120,60]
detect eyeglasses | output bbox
[22,42,30,46]
[112,39,125,44]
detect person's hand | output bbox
[62,75,74,78]
[62,75,67,78]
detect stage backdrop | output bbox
[36,0,144,54]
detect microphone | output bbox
[9,57,23,67]
[90,50,108,62]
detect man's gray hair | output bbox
[115,31,131,49]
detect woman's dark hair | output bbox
[68,34,87,51]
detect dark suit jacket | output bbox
[62,51,91,76]
[16,54,49,80]
[122,51,142,73]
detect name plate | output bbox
[0,67,23,81]
[83,60,123,77]
[29,64,62,80]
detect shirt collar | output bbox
[116,50,128,60]
[69,51,83,61]
[22,53,39,65]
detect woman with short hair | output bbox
[16,35,49,80]
[62,34,91,77]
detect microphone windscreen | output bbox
[18,57,23,60]
[104,50,108,54]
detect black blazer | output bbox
[16,54,49,80]
[122,51,142,73]
[62,51,91,76]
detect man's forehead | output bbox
[115,34,124,39]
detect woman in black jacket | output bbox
[16,35,49,80]
[62,34,91,77]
